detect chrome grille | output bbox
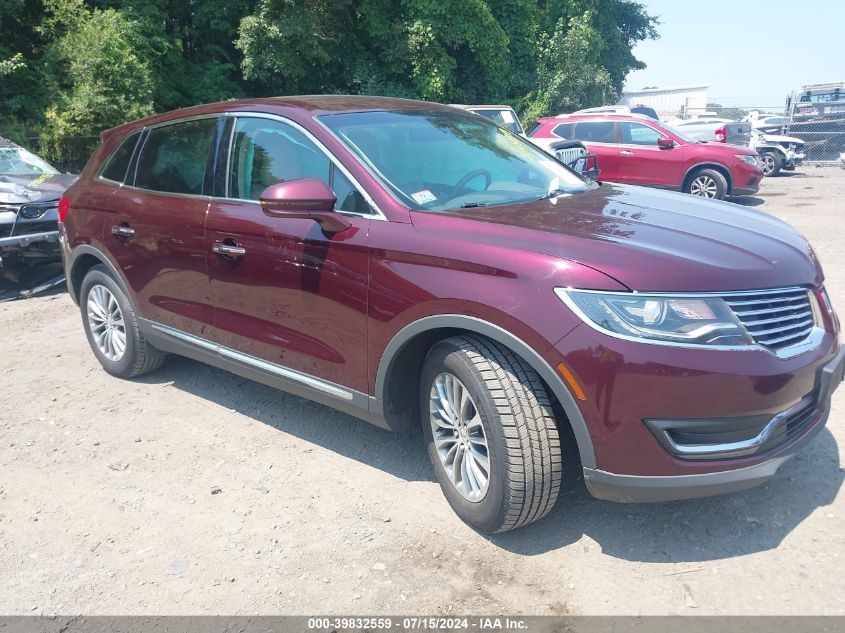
[723,288,815,351]
[554,146,587,166]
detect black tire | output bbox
[684,168,728,200]
[420,335,562,533]
[760,151,783,177]
[79,264,166,378]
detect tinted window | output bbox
[101,132,140,182]
[135,119,216,194]
[573,121,616,143]
[619,122,662,145]
[228,118,370,213]
[552,123,574,139]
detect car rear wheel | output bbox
[760,151,783,177]
[80,265,166,378]
[420,335,562,533]
[686,168,728,199]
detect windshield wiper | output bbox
[537,188,568,201]
[460,201,488,208]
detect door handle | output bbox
[212,241,246,257]
[111,225,135,239]
[620,150,635,156]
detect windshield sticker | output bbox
[501,110,516,123]
[411,189,437,205]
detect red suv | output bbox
[530,113,763,199]
[60,97,843,533]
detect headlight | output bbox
[556,289,754,346]
[736,154,758,166]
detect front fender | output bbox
[374,313,597,469]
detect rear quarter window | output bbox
[135,118,217,195]
[552,123,574,139]
[100,132,141,183]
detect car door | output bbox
[104,116,218,337]
[205,115,373,393]
[571,120,620,181]
[616,121,683,188]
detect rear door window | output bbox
[573,121,616,143]
[101,132,141,183]
[135,118,217,195]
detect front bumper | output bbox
[582,344,845,502]
[0,230,60,250]
[0,230,61,268]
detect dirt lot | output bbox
[2,166,844,616]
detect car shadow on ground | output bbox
[140,355,843,564]
[490,424,843,562]
[729,196,765,206]
[137,354,435,483]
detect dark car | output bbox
[1,137,76,286]
[529,114,762,200]
[60,97,843,533]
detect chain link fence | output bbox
[708,102,845,164]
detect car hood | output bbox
[760,133,805,145]
[696,140,755,154]
[0,173,77,205]
[413,184,820,292]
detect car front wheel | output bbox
[760,151,783,177]
[686,168,728,199]
[420,335,562,533]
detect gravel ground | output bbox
[1,166,844,616]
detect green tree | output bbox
[236,0,657,119]
[39,0,155,163]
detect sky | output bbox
[624,0,842,108]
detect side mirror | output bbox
[259,178,351,233]
[657,137,675,149]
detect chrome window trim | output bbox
[149,322,354,401]
[224,112,386,221]
[557,286,825,359]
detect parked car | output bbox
[453,104,598,179]
[743,114,788,134]
[450,104,526,136]
[572,104,660,120]
[664,118,752,146]
[0,137,76,290]
[750,130,806,176]
[529,113,762,199]
[60,97,843,533]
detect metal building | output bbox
[619,84,710,119]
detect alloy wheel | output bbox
[429,372,490,502]
[87,284,127,362]
[690,175,718,198]
[761,154,775,176]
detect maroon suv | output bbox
[59,96,843,533]
[530,113,763,199]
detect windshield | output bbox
[0,146,59,176]
[320,109,589,211]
